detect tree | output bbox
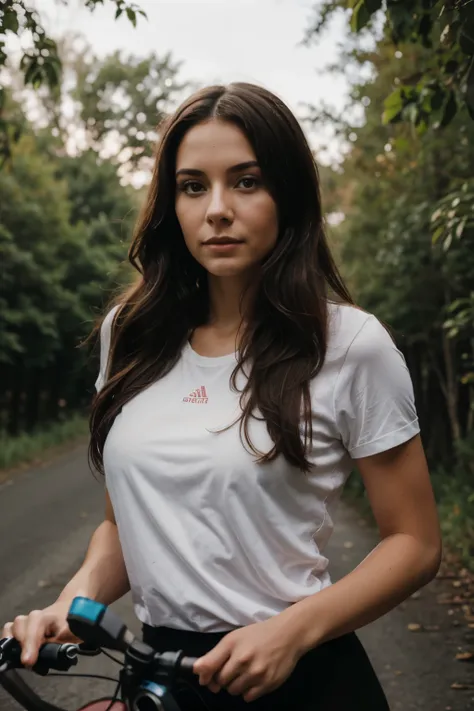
[0,11,192,436]
[305,1,474,130]
[312,31,474,559]
[313,30,474,562]
[16,38,188,179]
[72,48,187,174]
[0,107,136,433]
[0,129,77,430]
[306,3,474,461]
[0,0,146,164]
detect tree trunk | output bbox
[425,361,451,463]
[45,359,62,423]
[468,339,474,435]
[8,365,24,436]
[25,369,41,432]
[442,330,462,443]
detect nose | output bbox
[205,186,234,226]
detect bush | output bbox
[0,414,89,471]
[432,435,474,566]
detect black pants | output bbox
[142,624,390,711]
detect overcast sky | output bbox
[35,0,349,156]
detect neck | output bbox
[207,273,257,331]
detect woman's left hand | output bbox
[192,615,304,702]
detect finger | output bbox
[207,679,222,694]
[215,657,247,689]
[226,672,255,697]
[21,611,48,666]
[2,622,13,638]
[244,683,273,703]
[11,616,28,644]
[194,643,232,686]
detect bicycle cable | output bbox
[99,649,124,665]
[47,673,122,711]
[46,673,118,683]
[104,679,121,711]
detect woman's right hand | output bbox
[1,600,81,667]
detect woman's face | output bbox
[174,119,279,278]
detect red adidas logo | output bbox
[182,385,208,404]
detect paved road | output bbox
[0,445,473,710]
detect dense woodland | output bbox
[308,1,474,557]
[1,0,473,558]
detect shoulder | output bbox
[327,301,411,393]
[327,303,419,457]
[327,301,398,366]
[327,302,412,407]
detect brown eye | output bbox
[237,176,259,190]
[180,181,205,195]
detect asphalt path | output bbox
[0,444,472,710]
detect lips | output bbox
[204,237,244,245]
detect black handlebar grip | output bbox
[0,639,78,674]
[36,643,78,671]
[0,638,22,667]
[179,656,198,678]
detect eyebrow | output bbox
[175,161,259,178]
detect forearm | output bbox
[281,533,441,654]
[57,520,130,607]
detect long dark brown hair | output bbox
[89,82,353,475]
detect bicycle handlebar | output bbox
[0,637,79,675]
[0,597,199,711]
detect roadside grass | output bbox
[0,414,89,473]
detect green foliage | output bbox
[313,25,474,562]
[0,0,146,164]
[74,50,186,169]
[0,134,75,368]
[0,34,185,437]
[0,414,89,471]
[83,0,146,26]
[0,105,136,434]
[431,180,474,252]
[432,435,474,564]
[1,2,61,91]
[0,0,145,88]
[306,0,474,129]
[20,41,188,176]
[0,132,134,344]
[351,0,382,33]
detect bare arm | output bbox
[57,490,130,606]
[280,434,442,652]
[2,490,130,665]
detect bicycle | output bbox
[0,596,199,711]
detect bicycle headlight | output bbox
[132,681,180,711]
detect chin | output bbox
[204,259,255,278]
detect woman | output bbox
[2,83,441,710]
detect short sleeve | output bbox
[334,315,420,459]
[95,305,120,393]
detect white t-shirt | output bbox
[97,302,419,632]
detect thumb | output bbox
[53,625,81,644]
[193,640,231,684]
